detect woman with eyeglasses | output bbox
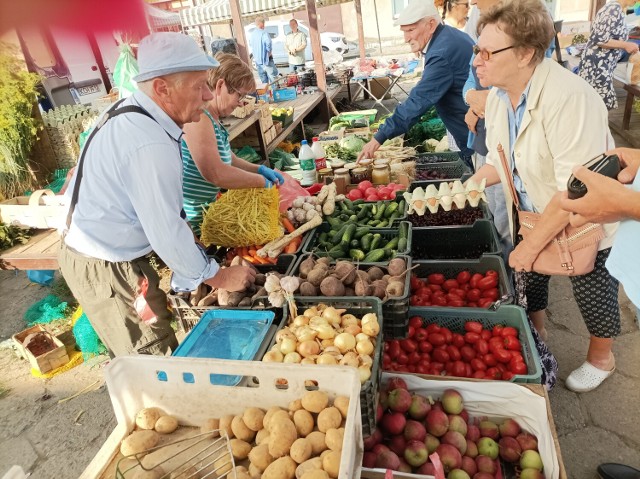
[467,0,621,393]
[181,53,283,235]
[578,0,639,110]
[440,0,470,30]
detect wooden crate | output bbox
[12,325,70,374]
[0,189,67,229]
[259,114,274,132]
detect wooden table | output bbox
[0,229,60,270]
[609,79,640,148]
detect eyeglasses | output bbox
[472,44,515,61]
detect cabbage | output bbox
[339,135,366,153]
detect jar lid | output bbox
[334,168,348,174]
[352,167,367,174]
[373,164,388,170]
[318,168,333,174]
[359,158,373,166]
[331,160,346,168]
[373,159,390,166]
[344,162,358,171]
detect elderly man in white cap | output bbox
[59,32,256,357]
[358,0,474,168]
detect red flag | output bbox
[1,0,148,35]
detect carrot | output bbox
[266,256,278,264]
[281,217,296,234]
[240,246,249,258]
[253,255,270,265]
[242,255,257,264]
[284,241,298,254]
[248,248,258,258]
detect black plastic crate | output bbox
[412,159,471,183]
[302,221,412,259]
[411,220,502,259]
[268,297,384,438]
[415,151,461,163]
[407,201,491,228]
[382,306,410,340]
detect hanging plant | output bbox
[0,42,42,199]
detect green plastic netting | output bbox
[72,311,107,360]
[23,294,68,325]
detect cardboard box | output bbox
[12,325,70,374]
[318,129,345,146]
[273,86,297,102]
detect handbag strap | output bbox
[497,143,522,212]
[65,101,156,230]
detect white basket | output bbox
[80,357,364,479]
[0,189,68,229]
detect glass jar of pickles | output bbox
[372,164,390,185]
[334,168,351,186]
[350,167,371,184]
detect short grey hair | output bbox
[255,16,266,26]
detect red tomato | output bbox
[485,270,499,278]
[429,284,443,292]
[460,345,476,362]
[470,273,484,289]
[475,338,489,356]
[407,364,417,373]
[501,326,518,337]
[407,351,421,365]
[472,370,486,379]
[466,289,481,302]
[407,326,415,338]
[448,300,465,307]
[441,328,453,344]
[387,340,401,358]
[502,371,516,381]
[400,338,417,353]
[416,364,429,374]
[503,336,521,351]
[426,324,441,334]
[480,330,492,341]
[460,283,471,292]
[494,348,512,364]
[482,288,499,301]
[396,365,408,373]
[450,360,466,377]
[509,351,524,362]
[410,275,424,291]
[414,328,429,341]
[446,345,461,361]
[415,287,432,298]
[428,332,446,347]
[509,361,527,375]
[378,187,392,197]
[348,189,364,200]
[357,180,373,192]
[433,296,447,307]
[419,340,433,353]
[456,271,471,284]
[464,321,483,334]
[486,367,502,379]
[452,333,466,348]
[451,288,467,299]
[396,353,408,365]
[364,187,378,197]
[427,273,445,285]
[446,293,464,303]
[478,298,494,308]
[478,276,499,291]
[492,325,505,337]
[366,195,380,201]
[464,332,480,344]
[470,358,487,371]
[443,279,459,291]
[484,353,498,367]
[410,296,424,306]
[467,302,478,308]
[409,316,423,329]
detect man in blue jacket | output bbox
[359,0,474,168]
[250,17,279,84]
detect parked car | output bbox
[244,20,349,66]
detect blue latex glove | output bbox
[258,165,285,186]
[264,178,274,188]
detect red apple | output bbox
[386,377,408,391]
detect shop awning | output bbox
[146,4,182,28]
[180,0,351,27]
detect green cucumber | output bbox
[341,224,357,245]
[349,249,366,261]
[384,201,399,218]
[354,226,371,239]
[377,220,388,228]
[363,248,386,262]
[356,204,370,220]
[318,232,328,243]
[326,216,341,228]
[374,203,387,220]
[383,237,399,250]
[332,225,349,245]
[370,233,382,251]
[398,238,407,252]
[350,239,360,248]
[361,233,374,251]
[327,245,346,258]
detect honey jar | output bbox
[372,164,390,185]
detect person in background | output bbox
[59,33,256,357]
[578,0,639,110]
[464,0,481,40]
[285,19,307,72]
[181,53,284,236]
[358,0,475,167]
[441,0,470,30]
[250,16,279,84]
[467,0,620,392]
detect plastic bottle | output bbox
[298,140,316,186]
[311,137,327,171]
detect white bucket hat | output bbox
[133,32,219,83]
[395,0,440,26]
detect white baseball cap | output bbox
[133,32,219,83]
[395,0,440,26]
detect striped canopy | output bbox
[180,0,350,27]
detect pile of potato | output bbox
[120,391,350,479]
[261,303,380,384]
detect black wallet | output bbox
[566,154,621,199]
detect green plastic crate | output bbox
[408,305,542,383]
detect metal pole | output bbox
[373,0,382,55]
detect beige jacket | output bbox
[485,59,617,250]
[285,31,307,65]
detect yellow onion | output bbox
[358,365,372,383]
[362,320,380,337]
[322,307,346,326]
[344,324,361,336]
[297,340,320,357]
[316,353,338,365]
[283,352,302,363]
[303,307,320,318]
[323,346,341,356]
[356,339,374,356]
[292,315,310,327]
[359,354,373,367]
[334,333,357,353]
[340,351,359,368]
[320,338,335,348]
[295,326,317,342]
[355,332,370,343]
[300,357,316,365]
[361,313,378,324]
[275,328,296,343]
[279,337,297,355]
[314,324,337,340]
[340,314,359,328]
[309,316,329,328]
[262,350,283,362]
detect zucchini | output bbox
[349,249,366,261]
[363,248,386,262]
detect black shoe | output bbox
[597,463,640,479]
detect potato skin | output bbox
[325,428,344,451]
[135,408,164,430]
[290,438,312,464]
[231,415,256,442]
[293,409,314,437]
[295,457,323,479]
[131,467,164,479]
[301,471,330,479]
[262,456,297,479]
[200,418,220,438]
[243,407,265,432]
[301,391,329,413]
[268,418,298,458]
[121,430,159,456]
[219,414,235,438]
[263,406,284,430]
[248,444,274,472]
[332,396,349,419]
[306,431,327,456]
[255,428,270,445]
[316,407,342,433]
[229,438,252,460]
[322,450,341,479]
[154,415,178,434]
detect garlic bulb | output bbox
[280,276,300,294]
[268,291,285,307]
[264,274,281,294]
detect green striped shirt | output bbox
[181,110,232,235]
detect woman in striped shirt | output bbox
[181,53,284,235]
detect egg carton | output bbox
[403,179,487,216]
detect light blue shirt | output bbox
[606,174,640,309]
[63,90,219,292]
[250,28,272,66]
[495,84,536,212]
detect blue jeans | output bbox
[256,59,279,84]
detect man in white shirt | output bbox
[285,19,307,71]
[59,32,256,357]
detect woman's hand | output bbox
[465,89,490,118]
[258,165,285,186]
[624,42,640,55]
[465,108,479,134]
[509,240,540,273]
